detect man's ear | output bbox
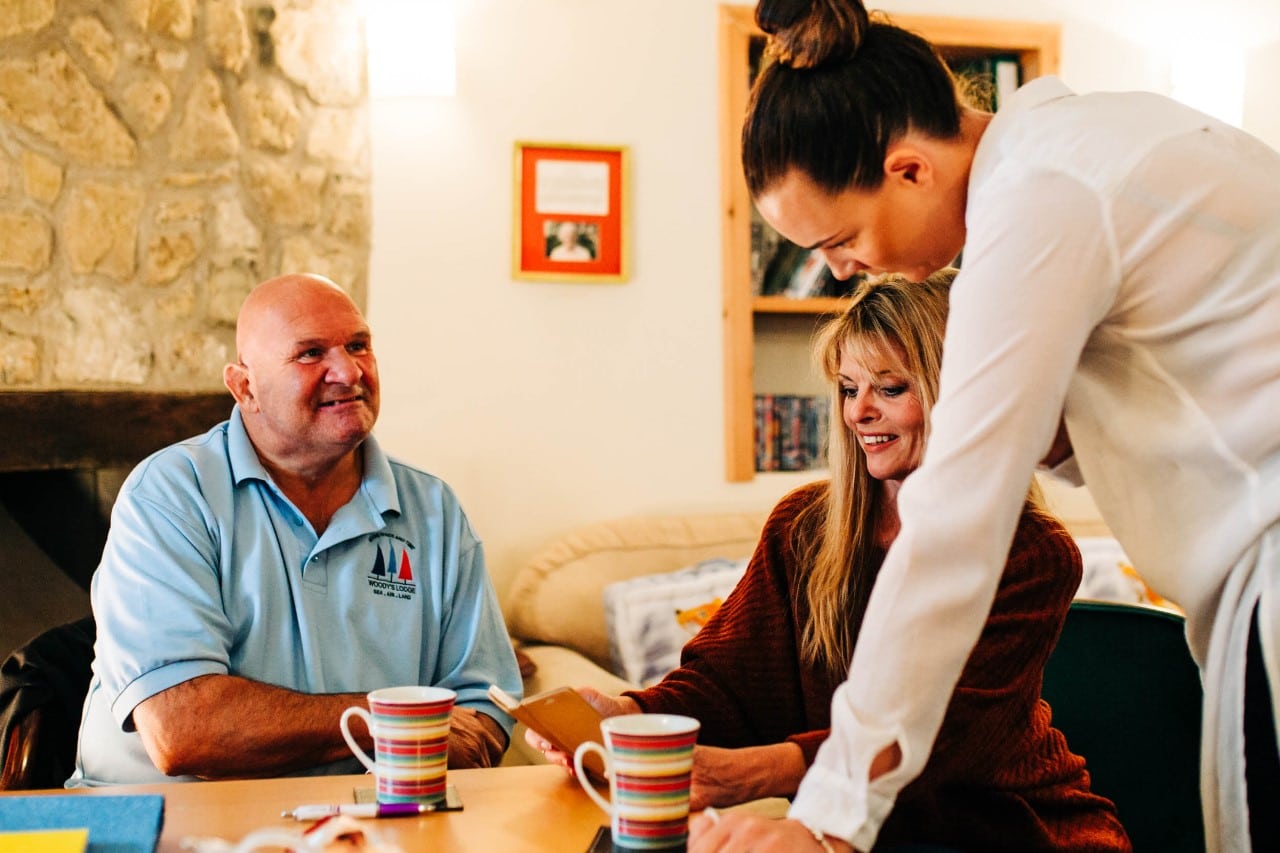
[883,144,933,188]
[223,362,256,411]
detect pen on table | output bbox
[283,802,435,821]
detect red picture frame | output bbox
[512,142,630,283]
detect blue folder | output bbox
[0,794,164,853]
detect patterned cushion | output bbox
[504,513,767,669]
[603,557,749,687]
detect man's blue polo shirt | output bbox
[69,407,521,785]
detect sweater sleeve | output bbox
[626,485,824,750]
[786,729,833,766]
[917,510,1082,782]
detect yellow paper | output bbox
[0,828,88,853]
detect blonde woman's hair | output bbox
[795,269,1047,678]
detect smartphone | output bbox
[488,684,607,779]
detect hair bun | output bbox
[756,0,870,69]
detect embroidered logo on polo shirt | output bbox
[367,542,417,601]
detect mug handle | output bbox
[574,741,613,815]
[339,706,378,774]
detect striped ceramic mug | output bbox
[340,686,455,805]
[574,714,701,850]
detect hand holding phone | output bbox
[488,684,607,779]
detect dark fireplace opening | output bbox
[1,469,113,593]
[0,391,233,656]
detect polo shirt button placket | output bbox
[303,552,328,590]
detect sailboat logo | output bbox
[367,543,416,599]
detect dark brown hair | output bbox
[744,0,963,197]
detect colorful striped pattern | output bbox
[343,687,455,805]
[594,716,700,850]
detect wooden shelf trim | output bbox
[753,296,849,315]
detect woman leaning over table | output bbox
[690,1,1280,851]
[531,272,1130,852]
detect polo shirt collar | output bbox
[359,432,400,518]
[226,405,401,519]
[227,405,268,485]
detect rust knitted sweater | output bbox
[629,482,1131,852]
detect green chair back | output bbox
[1041,600,1204,852]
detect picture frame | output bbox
[512,142,630,283]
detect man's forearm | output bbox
[132,674,369,779]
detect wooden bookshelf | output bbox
[719,5,1060,481]
[753,296,849,315]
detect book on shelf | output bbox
[749,214,783,296]
[783,251,828,300]
[759,240,806,297]
[950,53,1021,111]
[993,56,1020,108]
[754,395,774,472]
[757,242,849,302]
[802,396,829,467]
[754,394,828,473]
[777,395,804,470]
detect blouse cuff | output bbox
[788,764,897,850]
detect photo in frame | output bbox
[512,142,630,283]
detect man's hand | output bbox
[447,706,507,768]
[688,813,854,853]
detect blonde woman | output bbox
[530,272,1128,851]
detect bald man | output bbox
[69,274,522,786]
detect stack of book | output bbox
[754,395,829,472]
[751,213,855,300]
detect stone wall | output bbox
[0,0,371,390]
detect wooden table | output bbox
[3,765,610,852]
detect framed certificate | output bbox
[512,142,630,283]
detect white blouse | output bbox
[789,77,1280,852]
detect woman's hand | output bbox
[521,686,639,771]
[689,743,806,810]
[688,812,853,853]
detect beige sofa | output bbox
[500,510,768,767]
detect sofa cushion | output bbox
[604,557,750,686]
[504,512,767,669]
